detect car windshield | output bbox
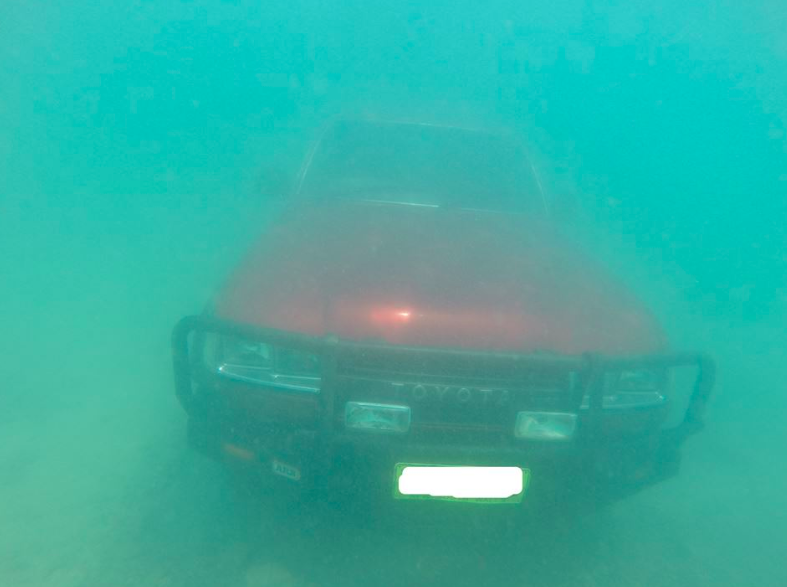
[298,120,545,213]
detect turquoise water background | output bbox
[1,1,785,586]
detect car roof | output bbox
[327,116,516,138]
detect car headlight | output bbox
[204,334,321,393]
[581,368,668,410]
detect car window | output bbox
[298,121,545,213]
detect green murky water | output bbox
[1,1,785,586]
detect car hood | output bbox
[215,201,666,354]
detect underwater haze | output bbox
[1,1,786,586]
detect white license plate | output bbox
[394,464,529,503]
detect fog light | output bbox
[345,402,411,434]
[514,411,577,441]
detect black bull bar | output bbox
[172,315,715,448]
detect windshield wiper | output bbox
[357,198,441,209]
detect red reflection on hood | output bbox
[216,201,666,354]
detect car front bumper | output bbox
[173,315,715,512]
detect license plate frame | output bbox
[393,463,530,504]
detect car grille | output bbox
[336,345,577,387]
[332,345,584,438]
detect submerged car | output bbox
[172,119,714,516]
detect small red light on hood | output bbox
[370,307,414,324]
